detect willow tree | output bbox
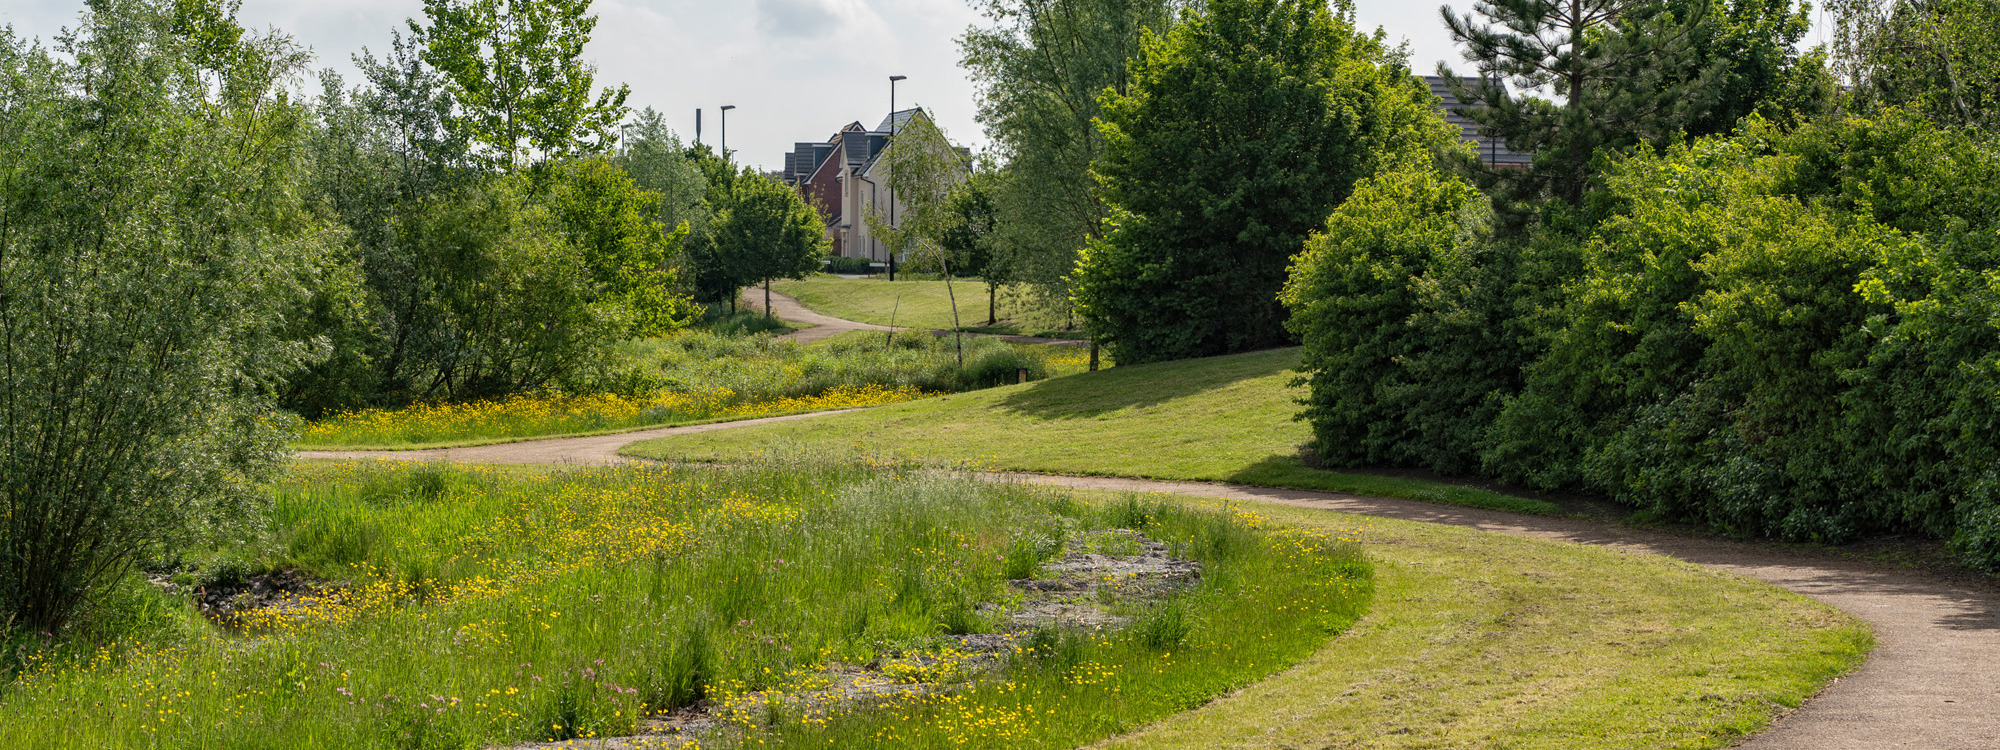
[0,0,331,631]
[961,0,1185,325]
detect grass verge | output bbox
[623,349,1559,516]
[772,277,1082,338]
[1094,491,1873,749]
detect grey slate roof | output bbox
[1426,76,1534,170]
[875,109,921,135]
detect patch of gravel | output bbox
[1008,529,1203,630]
[175,570,335,626]
[489,530,1204,749]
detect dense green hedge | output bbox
[1286,111,2000,571]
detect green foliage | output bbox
[386,174,625,399]
[1282,167,1513,474]
[0,0,328,630]
[612,107,709,237]
[1833,0,2000,131]
[1488,135,1902,542]
[539,157,694,336]
[293,57,687,414]
[1439,0,1825,212]
[412,0,630,170]
[1282,109,2000,569]
[961,0,1186,322]
[1075,0,1459,364]
[716,172,830,307]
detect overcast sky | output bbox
[1,1,1834,173]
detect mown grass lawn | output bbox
[624,348,1561,515]
[772,276,1083,338]
[1096,492,1872,749]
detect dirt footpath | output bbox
[1002,473,2000,750]
[295,410,858,465]
[742,289,1086,347]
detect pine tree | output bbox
[1439,0,1720,211]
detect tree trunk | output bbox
[764,280,773,319]
[943,259,964,368]
[1090,339,1100,372]
[987,282,997,327]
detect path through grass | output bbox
[624,349,1559,515]
[772,277,1080,338]
[1096,493,1872,748]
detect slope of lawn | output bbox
[1095,491,1872,749]
[625,348,1562,515]
[772,276,1082,338]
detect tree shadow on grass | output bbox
[995,348,1300,420]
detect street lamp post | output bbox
[888,75,906,281]
[720,105,737,160]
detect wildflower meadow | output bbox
[0,459,1371,749]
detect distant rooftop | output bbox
[875,109,922,134]
[1426,76,1533,170]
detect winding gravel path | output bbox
[742,288,1086,346]
[300,417,2000,748]
[741,288,894,344]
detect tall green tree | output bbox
[714,173,829,320]
[615,107,710,234]
[961,0,1185,324]
[678,144,747,311]
[1440,0,1824,213]
[940,167,1006,326]
[540,157,694,337]
[1074,0,1457,364]
[1832,0,2000,130]
[1440,0,1718,209]
[413,0,629,171]
[0,0,333,630]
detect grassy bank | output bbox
[1097,492,1872,748]
[625,349,1560,515]
[772,277,1082,338]
[0,461,1369,749]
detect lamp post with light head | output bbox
[887,75,906,281]
[720,104,736,160]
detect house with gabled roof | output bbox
[1426,75,1533,170]
[781,108,959,264]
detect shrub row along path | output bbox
[299,412,2000,749]
[741,288,1085,346]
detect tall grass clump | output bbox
[633,328,1062,398]
[0,461,1369,749]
